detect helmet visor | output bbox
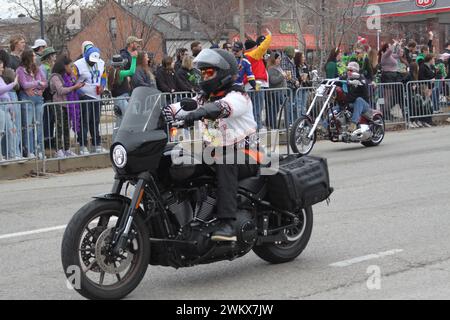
[193,49,230,70]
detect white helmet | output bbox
[347,62,360,73]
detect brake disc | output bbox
[80,227,103,273]
[95,228,134,274]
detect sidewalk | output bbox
[0,153,110,181]
[1,121,449,181]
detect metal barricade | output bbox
[294,86,324,122]
[40,96,129,166]
[368,82,407,128]
[247,88,293,130]
[40,92,197,165]
[247,88,293,153]
[406,79,450,126]
[7,79,449,174]
[0,99,40,165]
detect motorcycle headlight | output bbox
[112,144,127,168]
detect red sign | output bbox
[416,0,436,9]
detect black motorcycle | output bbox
[61,87,333,300]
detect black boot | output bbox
[211,220,237,242]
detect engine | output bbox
[162,188,257,261]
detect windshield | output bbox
[118,87,165,133]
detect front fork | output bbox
[111,177,147,256]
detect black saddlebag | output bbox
[267,155,333,211]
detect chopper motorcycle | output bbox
[61,87,333,300]
[290,79,385,156]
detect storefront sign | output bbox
[416,0,436,9]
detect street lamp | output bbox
[39,0,45,39]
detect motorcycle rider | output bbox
[341,61,370,133]
[164,49,258,242]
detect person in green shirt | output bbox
[107,52,137,138]
[325,48,342,79]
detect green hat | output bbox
[284,46,295,58]
[41,47,57,60]
[416,53,425,64]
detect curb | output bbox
[0,153,111,181]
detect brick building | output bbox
[66,0,219,62]
[66,0,165,62]
[0,16,40,50]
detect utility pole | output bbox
[39,0,45,39]
[319,0,325,73]
[239,0,245,41]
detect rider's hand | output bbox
[184,108,207,127]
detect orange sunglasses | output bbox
[201,68,216,78]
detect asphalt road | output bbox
[1,126,450,300]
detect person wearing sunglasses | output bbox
[165,49,258,242]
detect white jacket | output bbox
[168,91,257,147]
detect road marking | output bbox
[330,249,404,267]
[0,217,119,241]
[0,225,67,240]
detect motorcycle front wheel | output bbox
[61,199,150,300]
[289,116,317,156]
[253,206,313,264]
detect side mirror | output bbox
[180,98,198,111]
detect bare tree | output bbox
[275,0,370,72]
[10,0,88,51]
[172,0,235,44]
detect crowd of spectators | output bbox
[1,30,450,162]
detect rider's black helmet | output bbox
[193,48,238,95]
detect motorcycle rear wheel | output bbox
[362,114,385,147]
[253,206,313,264]
[61,199,150,300]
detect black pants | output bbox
[43,104,55,149]
[214,148,259,220]
[78,96,101,147]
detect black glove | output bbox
[183,108,208,127]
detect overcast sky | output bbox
[0,0,171,19]
[0,1,25,19]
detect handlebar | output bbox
[171,120,185,128]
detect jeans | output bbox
[249,89,267,129]
[8,92,22,157]
[0,108,15,159]
[79,96,102,147]
[19,92,44,156]
[296,89,309,118]
[351,97,370,124]
[266,91,282,129]
[432,85,440,112]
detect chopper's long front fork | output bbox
[308,86,336,139]
[110,177,147,256]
